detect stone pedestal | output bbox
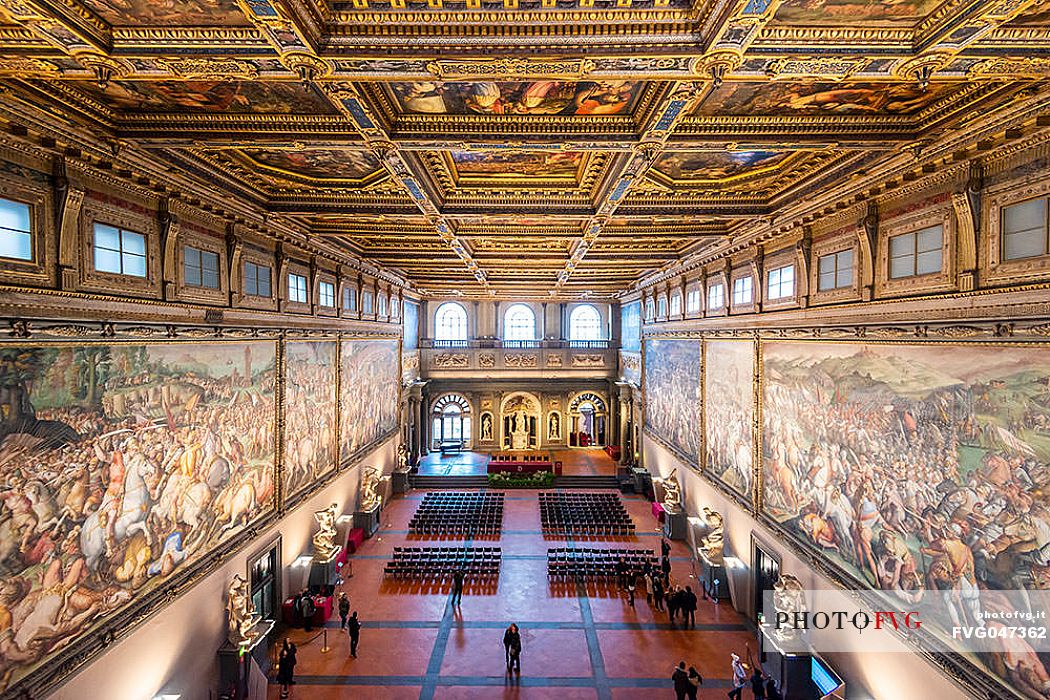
[698,551,730,600]
[309,546,343,595]
[392,471,411,495]
[354,503,381,538]
[662,508,687,540]
[218,619,274,698]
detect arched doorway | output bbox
[500,392,540,450]
[431,394,472,451]
[569,392,607,447]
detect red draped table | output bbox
[281,594,333,627]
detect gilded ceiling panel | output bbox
[235,148,383,184]
[65,80,338,114]
[1004,0,1050,26]
[330,0,689,9]
[650,150,795,184]
[694,80,961,117]
[771,0,944,26]
[387,80,645,116]
[80,0,250,26]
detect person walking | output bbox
[644,569,654,607]
[728,653,747,700]
[626,571,637,607]
[616,558,629,590]
[672,661,691,700]
[765,676,783,700]
[750,667,766,699]
[503,623,522,673]
[687,665,703,700]
[346,611,361,658]
[277,639,295,698]
[666,584,679,622]
[652,574,665,611]
[338,592,350,629]
[682,586,698,628]
[451,568,464,606]
[299,592,316,632]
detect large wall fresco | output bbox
[0,341,276,691]
[283,341,337,505]
[761,340,1050,698]
[644,338,700,461]
[340,339,400,463]
[704,340,754,500]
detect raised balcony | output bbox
[419,339,617,378]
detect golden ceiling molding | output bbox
[159,58,261,81]
[763,56,868,81]
[425,57,596,81]
[0,56,58,76]
[967,56,1050,78]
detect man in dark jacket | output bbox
[299,592,316,632]
[338,592,350,629]
[750,667,766,699]
[682,586,698,628]
[451,568,464,606]
[503,623,522,673]
[346,611,361,658]
[672,661,691,700]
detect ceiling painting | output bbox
[650,151,795,184]
[446,150,586,182]
[389,81,645,116]
[68,80,337,115]
[694,81,959,117]
[81,0,249,26]
[236,149,384,184]
[772,0,943,25]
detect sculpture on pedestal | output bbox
[698,507,724,565]
[395,444,410,472]
[359,466,383,511]
[771,574,807,642]
[512,409,529,450]
[481,413,493,441]
[312,503,339,561]
[657,468,682,512]
[227,574,261,646]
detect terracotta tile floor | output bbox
[268,489,756,699]
[416,449,619,477]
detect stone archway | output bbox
[568,391,608,447]
[499,392,541,450]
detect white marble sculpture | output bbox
[772,574,807,642]
[312,502,340,561]
[396,443,410,472]
[698,507,725,566]
[359,466,383,511]
[657,468,682,512]
[227,573,261,647]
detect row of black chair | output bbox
[547,547,656,579]
[409,492,505,535]
[539,492,635,535]
[384,546,502,580]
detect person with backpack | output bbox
[298,591,316,632]
[346,611,361,658]
[503,623,522,673]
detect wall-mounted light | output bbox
[724,556,746,569]
[293,555,313,568]
[153,695,181,700]
[336,515,353,524]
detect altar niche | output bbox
[501,392,539,450]
[568,391,607,447]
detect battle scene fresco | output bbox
[705,340,754,500]
[70,80,337,114]
[283,341,337,505]
[448,151,584,180]
[651,151,792,182]
[644,339,701,461]
[239,149,382,182]
[773,0,942,25]
[695,81,957,117]
[0,341,276,690]
[81,0,249,26]
[762,341,1050,698]
[339,339,399,463]
[390,81,645,116]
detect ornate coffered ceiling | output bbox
[0,0,1048,298]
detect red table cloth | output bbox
[651,501,667,523]
[347,527,365,553]
[281,594,333,627]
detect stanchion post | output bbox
[321,627,330,653]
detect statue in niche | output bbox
[512,408,530,450]
[227,573,261,646]
[772,574,807,642]
[359,466,383,511]
[698,507,724,565]
[312,503,340,561]
[657,468,682,513]
[549,412,560,440]
[481,413,493,441]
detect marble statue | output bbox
[772,574,807,642]
[657,468,682,512]
[481,413,493,441]
[312,503,340,561]
[698,507,724,565]
[549,412,560,439]
[512,409,529,450]
[227,573,261,646]
[360,466,383,511]
[396,444,410,472]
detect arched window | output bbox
[431,394,471,449]
[434,302,468,342]
[569,304,602,341]
[503,303,536,341]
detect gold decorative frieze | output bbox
[159,58,260,81]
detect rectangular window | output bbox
[707,283,724,310]
[183,245,220,289]
[0,197,32,261]
[889,225,943,279]
[288,272,308,304]
[94,223,146,277]
[379,294,388,316]
[686,289,701,313]
[767,264,795,300]
[362,290,374,314]
[732,276,753,306]
[343,286,356,311]
[318,280,335,307]
[669,293,682,316]
[657,296,667,317]
[817,249,854,291]
[645,299,655,320]
[243,261,271,297]
[1003,197,1049,261]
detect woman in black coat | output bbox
[277,639,295,697]
[503,623,522,673]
